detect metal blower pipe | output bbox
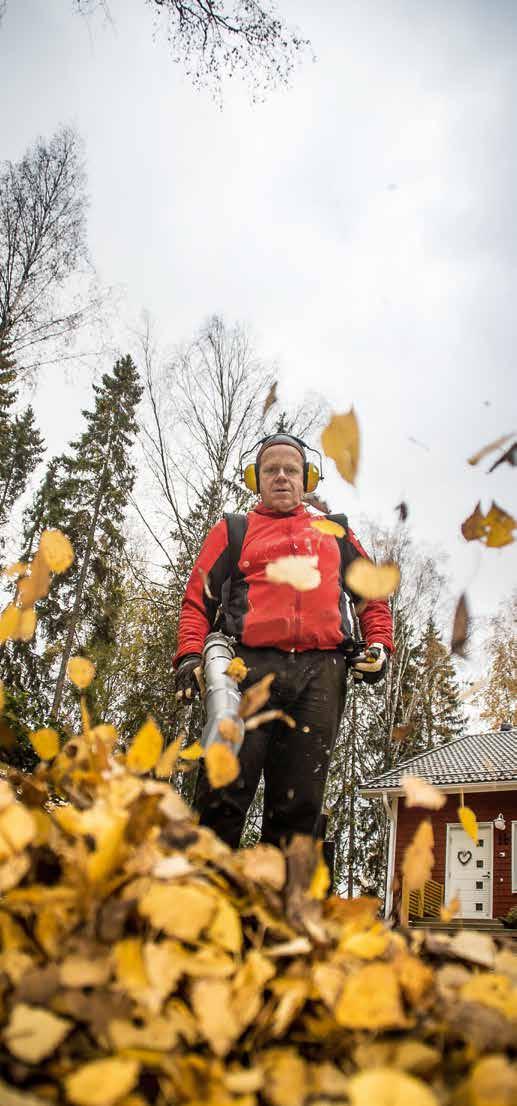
[200,632,245,754]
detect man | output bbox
[174,434,394,849]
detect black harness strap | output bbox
[224,513,249,579]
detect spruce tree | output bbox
[19,355,142,722]
[0,341,44,556]
[411,617,465,747]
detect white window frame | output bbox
[512,822,517,894]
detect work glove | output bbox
[175,653,202,700]
[351,643,388,685]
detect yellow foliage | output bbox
[126,717,163,774]
[458,804,478,844]
[39,528,75,573]
[67,655,96,689]
[29,727,60,760]
[345,558,400,600]
[321,408,360,484]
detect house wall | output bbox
[394,790,517,918]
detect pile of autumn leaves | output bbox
[0,684,515,1105]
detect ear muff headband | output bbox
[243,457,321,493]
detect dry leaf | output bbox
[402,775,446,810]
[155,734,183,779]
[65,1057,140,1106]
[461,501,517,547]
[0,604,21,644]
[310,518,345,537]
[321,408,360,484]
[335,963,407,1030]
[179,740,204,761]
[3,560,27,578]
[67,656,96,689]
[262,381,278,417]
[458,804,478,844]
[225,656,248,681]
[488,439,517,473]
[392,723,413,742]
[266,554,321,591]
[345,558,400,600]
[467,432,514,466]
[218,717,243,744]
[402,820,434,891]
[440,896,460,923]
[309,856,330,900]
[347,1067,439,1106]
[239,673,275,719]
[395,501,408,522]
[126,717,163,774]
[190,978,239,1057]
[245,708,295,731]
[29,727,60,760]
[16,607,37,642]
[138,882,215,940]
[239,844,286,890]
[198,567,215,599]
[4,1003,71,1063]
[39,528,74,573]
[451,593,470,657]
[205,742,240,788]
[16,551,51,608]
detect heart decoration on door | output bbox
[457,850,472,865]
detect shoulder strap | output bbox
[327,512,350,581]
[223,513,249,579]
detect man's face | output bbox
[258,444,305,512]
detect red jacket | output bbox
[174,504,394,664]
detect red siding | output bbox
[394,790,517,918]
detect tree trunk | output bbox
[51,438,112,720]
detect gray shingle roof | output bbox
[360,728,517,792]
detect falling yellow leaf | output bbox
[239,672,275,719]
[310,518,345,537]
[205,742,240,788]
[402,775,446,810]
[391,723,413,742]
[225,656,248,682]
[0,603,21,644]
[67,656,96,689]
[218,717,243,744]
[16,607,37,642]
[155,734,183,779]
[126,717,163,774]
[65,1056,141,1106]
[451,593,470,657]
[179,740,204,761]
[309,856,330,900]
[340,927,390,960]
[440,896,460,923]
[461,502,487,542]
[347,1067,439,1106]
[262,381,278,417]
[321,408,360,484]
[3,560,27,577]
[345,559,400,600]
[266,554,321,591]
[483,502,517,548]
[245,708,295,731]
[39,529,74,573]
[29,727,60,760]
[458,805,478,844]
[402,820,434,891]
[16,550,51,608]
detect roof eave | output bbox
[360,779,517,798]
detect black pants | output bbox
[196,646,347,849]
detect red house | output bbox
[360,725,517,924]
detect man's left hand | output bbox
[352,643,388,685]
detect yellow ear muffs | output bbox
[305,462,320,493]
[243,462,259,493]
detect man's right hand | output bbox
[175,654,202,700]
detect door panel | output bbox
[446,823,492,919]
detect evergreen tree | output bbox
[18,355,142,723]
[410,617,465,748]
[0,341,45,555]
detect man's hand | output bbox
[352,643,388,685]
[175,654,203,700]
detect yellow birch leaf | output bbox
[458,804,478,844]
[309,856,330,900]
[179,740,204,760]
[0,802,36,852]
[345,559,400,600]
[483,501,517,548]
[321,408,360,485]
[238,844,286,890]
[461,502,487,542]
[65,1057,141,1106]
[467,1054,517,1106]
[0,604,21,644]
[208,896,242,954]
[3,560,27,577]
[16,607,37,642]
[126,717,163,774]
[335,963,407,1030]
[239,673,276,719]
[225,656,249,681]
[218,717,243,744]
[341,927,390,960]
[440,896,460,922]
[16,550,51,608]
[113,938,149,994]
[348,1067,439,1106]
[266,554,321,591]
[402,774,446,810]
[310,518,346,537]
[29,727,60,760]
[205,742,240,788]
[67,656,96,689]
[402,820,434,891]
[4,1003,71,1063]
[138,882,216,940]
[39,528,74,573]
[155,734,183,779]
[190,978,239,1057]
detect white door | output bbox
[446,822,493,919]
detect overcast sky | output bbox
[1,0,516,674]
